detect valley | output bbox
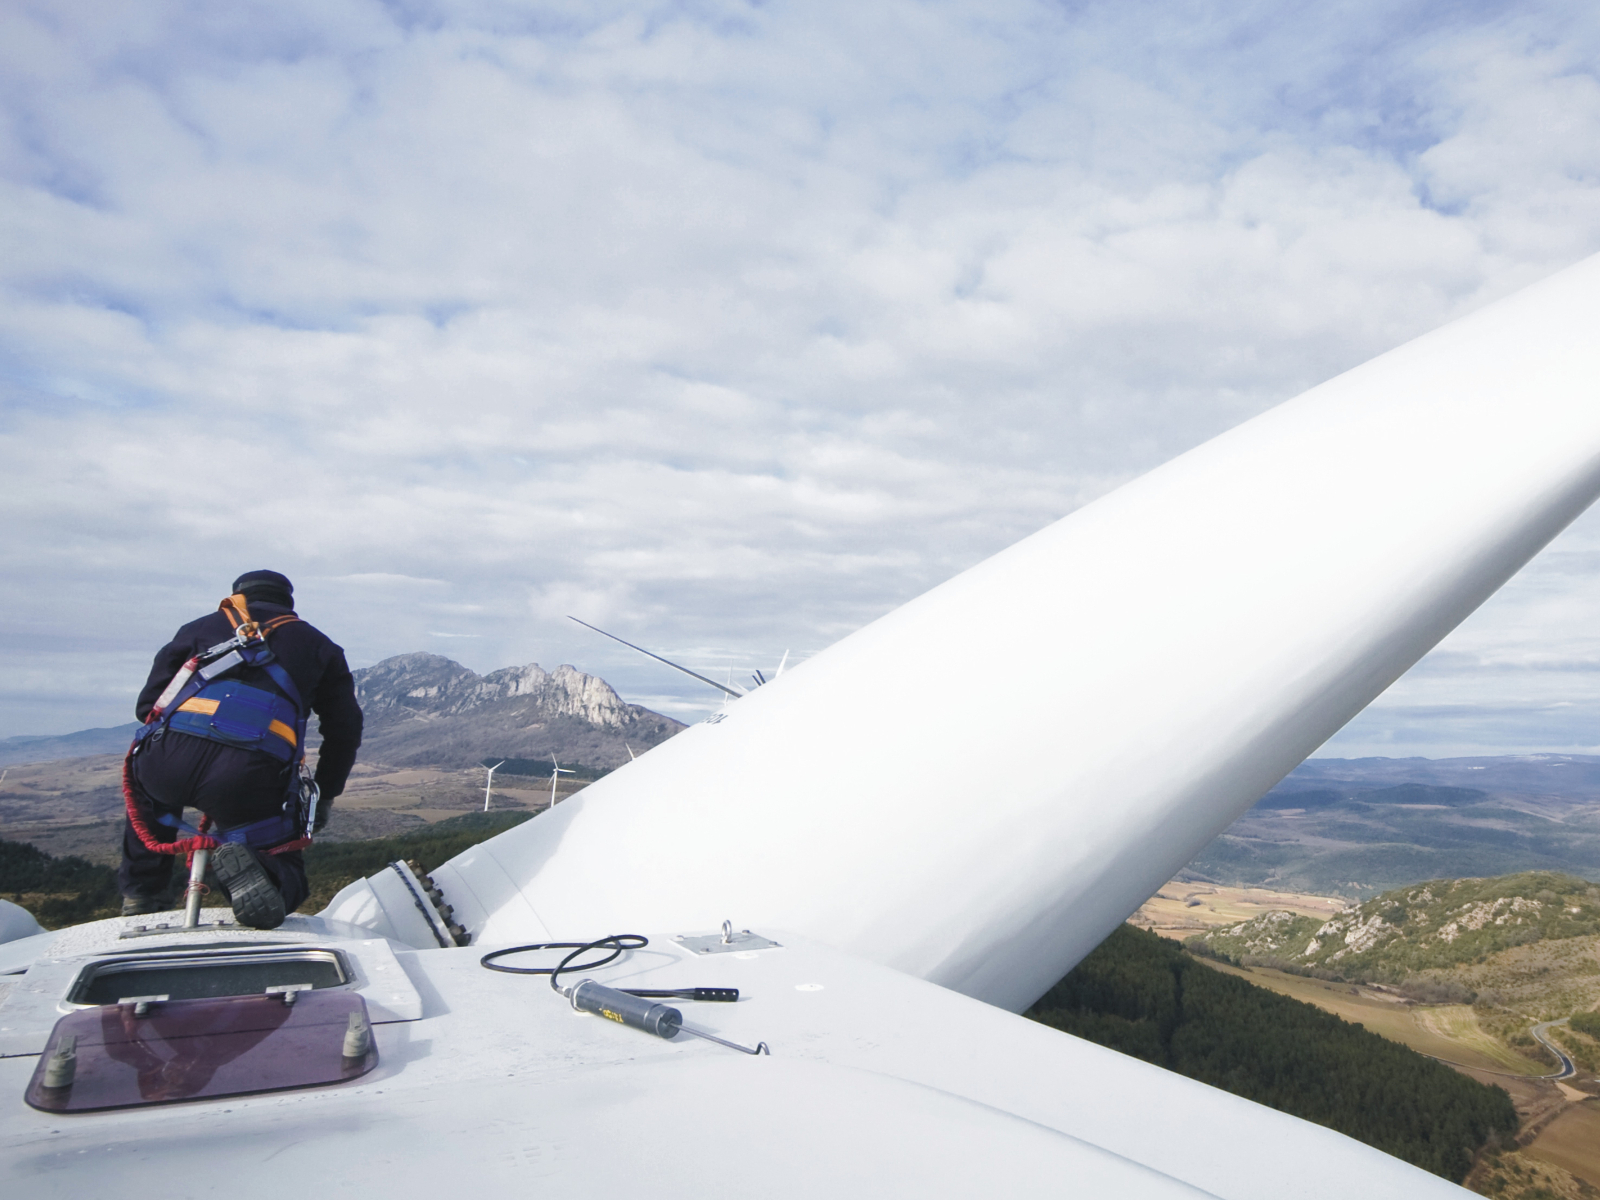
[1170,870,1600,1196]
[1189,754,1600,898]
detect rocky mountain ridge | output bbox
[356,653,638,726]
[350,652,683,769]
[1194,870,1600,979]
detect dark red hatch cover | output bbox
[25,990,377,1113]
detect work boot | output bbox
[121,895,165,917]
[211,843,287,930]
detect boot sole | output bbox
[211,843,287,930]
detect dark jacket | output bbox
[136,601,364,800]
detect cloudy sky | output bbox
[4,0,1600,756]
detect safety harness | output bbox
[122,594,321,862]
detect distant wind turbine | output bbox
[482,760,506,812]
[750,649,792,689]
[547,756,574,809]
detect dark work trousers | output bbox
[119,730,309,912]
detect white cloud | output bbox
[4,1,1600,751]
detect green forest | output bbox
[0,838,121,926]
[1571,1010,1600,1038]
[1027,924,1517,1181]
[0,810,535,925]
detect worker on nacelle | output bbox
[119,570,364,928]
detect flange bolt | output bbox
[43,1035,77,1090]
[342,1010,372,1060]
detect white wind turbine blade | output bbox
[437,253,1600,1016]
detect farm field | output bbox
[0,755,590,865]
[1129,880,1346,939]
[1526,1100,1600,1189]
[1195,959,1552,1076]
[332,759,586,823]
[1414,1004,1558,1076]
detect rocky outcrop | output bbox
[480,663,633,728]
[349,653,682,769]
[357,653,633,726]
[351,653,486,715]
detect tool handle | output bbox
[569,980,682,1038]
[623,986,741,1002]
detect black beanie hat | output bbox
[232,570,294,609]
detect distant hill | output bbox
[0,724,139,768]
[1192,870,1600,982]
[351,652,684,769]
[1283,754,1600,799]
[1187,756,1600,897]
[13,710,1600,896]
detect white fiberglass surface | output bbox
[428,254,1600,1014]
[1,933,1465,1199]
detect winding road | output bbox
[1530,1018,1576,1080]
[1417,1015,1576,1080]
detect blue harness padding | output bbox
[130,614,316,851]
[155,808,301,849]
[165,680,301,763]
[135,642,308,765]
